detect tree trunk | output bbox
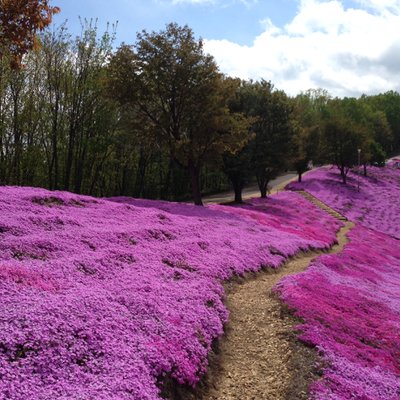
[89,150,110,196]
[298,172,302,182]
[340,167,347,184]
[257,177,268,198]
[120,164,129,196]
[162,159,174,200]
[232,179,243,203]
[74,163,84,194]
[134,148,148,197]
[64,125,75,190]
[363,164,367,177]
[74,138,87,194]
[260,186,267,198]
[11,84,21,185]
[188,161,203,206]
[50,96,60,190]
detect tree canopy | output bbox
[108,23,252,205]
[0,0,60,68]
[0,19,399,202]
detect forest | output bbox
[1,19,399,205]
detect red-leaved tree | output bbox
[0,0,60,68]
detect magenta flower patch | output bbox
[289,165,400,239]
[0,187,339,400]
[280,165,400,399]
[276,225,400,399]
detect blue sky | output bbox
[53,0,298,46]
[52,0,400,97]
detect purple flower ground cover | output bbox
[289,165,400,239]
[0,187,340,400]
[276,225,400,399]
[277,165,400,399]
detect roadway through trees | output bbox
[181,192,354,400]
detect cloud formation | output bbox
[204,0,400,97]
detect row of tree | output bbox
[0,21,399,205]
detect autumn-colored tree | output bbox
[0,0,60,68]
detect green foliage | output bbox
[291,89,329,180]
[107,23,252,205]
[223,146,253,203]
[221,80,295,199]
[362,91,400,152]
[0,19,399,202]
[250,81,294,197]
[322,99,367,183]
[0,22,119,193]
[370,141,386,167]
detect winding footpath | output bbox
[188,192,354,400]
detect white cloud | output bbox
[354,0,400,13]
[204,0,400,97]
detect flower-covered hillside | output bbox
[280,164,400,399]
[0,187,340,400]
[289,165,400,238]
[276,224,400,399]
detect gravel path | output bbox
[178,192,354,400]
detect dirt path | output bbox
[183,192,354,400]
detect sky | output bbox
[53,0,400,97]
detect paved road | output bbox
[203,157,400,205]
[203,172,298,205]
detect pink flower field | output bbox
[289,165,400,239]
[276,225,400,399]
[0,187,340,400]
[278,164,400,399]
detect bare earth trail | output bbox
[182,192,354,400]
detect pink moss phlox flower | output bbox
[0,186,339,399]
[288,165,400,239]
[277,176,400,399]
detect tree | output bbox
[369,140,386,167]
[63,21,116,193]
[223,146,252,203]
[107,23,251,205]
[338,96,392,177]
[363,91,400,153]
[369,110,393,155]
[0,0,60,68]
[250,81,294,198]
[0,22,122,195]
[221,80,256,203]
[291,89,329,182]
[221,80,294,199]
[322,99,367,184]
[292,126,320,182]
